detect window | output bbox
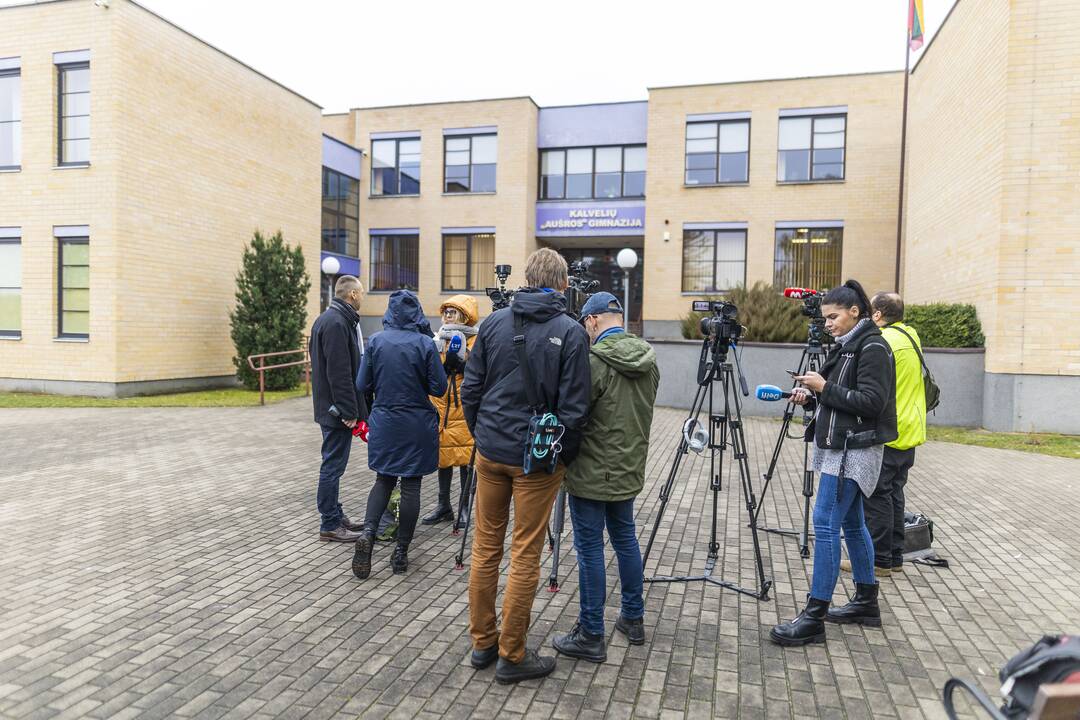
[685,121,749,185]
[0,65,20,169]
[444,135,497,193]
[681,229,746,293]
[370,234,419,291]
[773,227,843,289]
[58,63,90,166]
[321,168,359,256]
[0,236,20,337]
[777,115,846,182]
[442,233,495,291]
[539,145,646,200]
[59,237,89,337]
[371,137,420,195]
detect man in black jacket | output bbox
[461,248,590,684]
[309,275,366,542]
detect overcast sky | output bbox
[4,0,958,111]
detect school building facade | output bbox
[1,0,1077,432]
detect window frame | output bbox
[538,144,647,201]
[57,61,90,168]
[369,233,419,292]
[57,236,89,339]
[772,226,844,289]
[776,114,847,183]
[440,232,496,292]
[683,119,751,187]
[0,67,21,171]
[443,133,497,195]
[680,228,748,294]
[321,167,359,257]
[0,236,20,337]
[369,136,420,197]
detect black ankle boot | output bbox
[421,503,453,525]
[770,597,829,646]
[352,533,374,580]
[390,543,409,574]
[494,649,556,685]
[826,583,881,627]
[552,623,606,663]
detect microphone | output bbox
[783,287,819,299]
[755,384,797,402]
[448,334,463,356]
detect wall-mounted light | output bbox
[663,231,671,242]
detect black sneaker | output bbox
[615,614,645,646]
[470,645,498,670]
[494,649,556,685]
[352,534,373,580]
[552,623,606,663]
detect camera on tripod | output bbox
[566,261,599,319]
[692,300,742,342]
[782,288,830,346]
[485,264,514,310]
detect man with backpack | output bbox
[848,292,928,577]
[461,248,590,684]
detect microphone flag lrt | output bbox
[755,384,796,402]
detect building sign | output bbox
[536,202,645,237]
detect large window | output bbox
[444,135,497,193]
[58,62,90,166]
[370,234,419,291]
[59,237,89,338]
[0,65,20,170]
[0,236,20,337]
[682,229,746,293]
[777,115,846,182]
[442,233,495,291]
[540,145,646,200]
[371,137,420,196]
[321,168,359,256]
[685,121,749,185]
[773,227,843,289]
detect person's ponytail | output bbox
[823,279,872,318]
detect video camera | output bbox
[783,287,829,346]
[692,299,742,343]
[566,261,599,319]
[485,264,515,311]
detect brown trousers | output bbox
[468,452,564,663]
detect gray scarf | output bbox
[435,322,478,351]
[836,318,871,346]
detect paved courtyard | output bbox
[1,399,1078,720]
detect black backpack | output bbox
[889,325,941,412]
[944,635,1080,719]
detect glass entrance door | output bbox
[557,248,644,333]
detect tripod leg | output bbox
[454,458,479,570]
[727,363,772,600]
[754,346,811,527]
[453,448,477,536]
[799,443,814,558]
[708,378,723,565]
[548,488,566,591]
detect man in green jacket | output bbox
[861,292,927,576]
[552,293,660,664]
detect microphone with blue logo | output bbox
[755,384,798,402]
[443,332,466,374]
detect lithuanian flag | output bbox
[909,0,926,50]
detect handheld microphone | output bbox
[448,334,462,356]
[783,287,820,299]
[755,384,797,402]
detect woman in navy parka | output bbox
[352,290,447,579]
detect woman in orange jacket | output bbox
[421,294,479,526]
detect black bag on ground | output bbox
[999,635,1080,719]
[903,511,934,553]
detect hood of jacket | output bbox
[591,333,656,378]
[510,288,569,324]
[382,290,426,331]
[440,294,480,327]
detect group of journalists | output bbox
[307,247,928,683]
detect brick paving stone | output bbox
[1,402,1078,718]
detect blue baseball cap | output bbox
[579,292,623,322]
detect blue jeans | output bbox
[567,495,645,636]
[318,427,352,531]
[811,473,876,601]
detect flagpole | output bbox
[894,25,911,292]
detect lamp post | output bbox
[320,256,340,310]
[616,248,638,327]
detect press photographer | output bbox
[769,279,897,647]
[461,248,590,684]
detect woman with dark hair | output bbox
[769,279,897,646]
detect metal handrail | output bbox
[246,347,311,405]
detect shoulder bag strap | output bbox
[889,325,934,379]
[513,313,544,413]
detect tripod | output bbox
[753,322,826,558]
[641,334,772,601]
[546,489,567,591]
[452,448,478,569]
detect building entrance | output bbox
[555,247,644,334]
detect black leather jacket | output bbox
[805,320,898,450]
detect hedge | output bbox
[903,303,984,348]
